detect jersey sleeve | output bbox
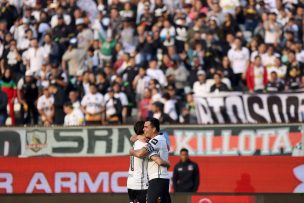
[145,137,160,158]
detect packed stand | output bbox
[0,0,304,126]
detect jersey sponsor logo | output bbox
[150,139,158,145]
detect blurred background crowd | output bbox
[0,0,304,126]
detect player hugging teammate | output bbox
[128,118,171,203]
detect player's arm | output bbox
[150,155,170,168]
[129,147,149,158]
[130,134,138,143]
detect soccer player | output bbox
[128,121,170,203]
[130,118,171,203]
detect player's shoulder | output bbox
[134,140,147,148]
[154,133,166,141]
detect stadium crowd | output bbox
[0,0,304,126]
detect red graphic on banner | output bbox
[0,156,303,194]
[192,195,254,203]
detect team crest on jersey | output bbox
[26,130,47,152]
[188,165,194,171]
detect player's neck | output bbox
[150,132,159,138]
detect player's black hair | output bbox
[180,148,189,154]
[146,118,160,132]
[134,121,144,135]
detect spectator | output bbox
[120,19,136,53]
[96,72,110,95]
[165,58,189,92]
[286,50,302,80]
[138,88,152,121]
[63,101,84,126]
[81,83,104,125]
[137,30,156,65]
[110,82,128,123]
[42,33,60,66]
[104,87,123,124]
[208,1,225,26]
[263,12,281,45]
[0,68,16,124]
[24,38,47,74]
[219,56,235,88]
[1,39,22,81]
[266,71,285,93]
[285,66,302,91]
[146,59,167,87]
[69,89,81,110]
[172,148,199,192]
[266,56,287,81]
[246,55,268,93]
[227,37,249,90]
[150,101,175,124]
[261,45,277,67]
[61,38,86,78]
[49,83,66,125]
[52,14,71,51]
[37,87,54,126]
[84,46,100,72]
[50,5,71,28]
[133,67,150,100]
[122,56,138,112]
[99,35,117,64]
[193,70,209,96]
[179,92,197,124]
[76,18,93,50]
[17,70,39,124]
[210,72,230,93]
[0,0,18,29]
[0,85,8,126]
[162,92,178,122]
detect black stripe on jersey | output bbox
[141,159,144,190]
[130,156,134,171]
[157,151,161,178]
[158,165,160,178]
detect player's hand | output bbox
[129,148,135,156]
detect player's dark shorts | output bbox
[128,189,147,203]
[147,178,171,203]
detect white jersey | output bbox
[64,109,85,126]
[37,95,54,117]
[81,93,104,114]
[146,134,170,180]
[127,140,149,190]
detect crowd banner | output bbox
[0,124,303,157]
[0,156,303,194]
[195,92,304,124]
